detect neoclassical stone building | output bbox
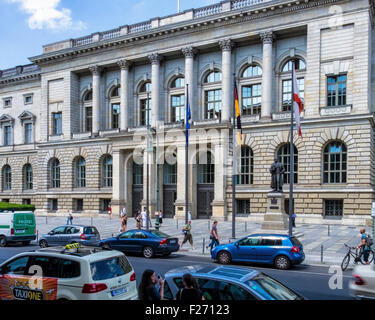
[0,0,374,226]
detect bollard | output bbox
[203,238,205,254]
[91,217,93,226]
[328,225,330,236]
[321,245,324,263]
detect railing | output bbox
[129,21,152,34]
[72,35,93,47]
[193,3,222,19]
[101,28,121,40]
[0,64,40,79]
[232,0,271,10]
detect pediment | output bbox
[0,114,14,123]
[18,110,35,122]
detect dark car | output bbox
[211,234,305,270]
[163,265,305,300]
[39,225,100,248]
[99,229,180,258]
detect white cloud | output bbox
[8,0,86,31]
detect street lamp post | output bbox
[146,92,151,230]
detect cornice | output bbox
[29,0,351,66]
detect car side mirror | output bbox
[235,242,239,247]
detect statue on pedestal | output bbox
[270,157,285,193]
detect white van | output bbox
[0,211,36,247]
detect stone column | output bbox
[211,141,227,221]
[148,53,162,128]
[89,65,102,134]
[112,150,125,217]
[182,46,197,121]
[260,31,275,120]
[117,59,131,131]
[219,39,234,123]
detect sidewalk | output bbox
[34,216,364,267]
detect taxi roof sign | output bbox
[64,243,81,250]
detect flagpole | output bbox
[232,74,236,240]
[289,61,295,237]
[146,91,150,231]
[185,84,189,224]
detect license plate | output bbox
[15,229,25,234]
[169,240,176,244]
[111,287,127,297]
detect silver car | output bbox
[39,225,100,248]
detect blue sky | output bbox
[0,0,218,70]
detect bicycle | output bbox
[341,243,374,271]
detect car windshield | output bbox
[247,273,299,300]
[150,230,170,238]
[90,255,132,281]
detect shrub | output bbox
[0,202,35,212]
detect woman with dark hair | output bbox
[138,269,164,301]
[176,273,204,301]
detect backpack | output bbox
[366,234,373,247]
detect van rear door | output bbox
[13,213,36,237]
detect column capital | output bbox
[219,38,234,52]
[117,59,131,70]
[148,53,162,65]
[260,31,276,44]
[89,65,102,75]
[182,46,198,58]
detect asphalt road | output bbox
[0,243,354,300]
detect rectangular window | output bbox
[112,104,120,129]
[324,200,343,219]
[101,199,111,213]
[85,107,92,132]
[3,98,11,108]
[24,123,32,144]
[163,164,177,185]
[24,95,33,105]
[4,126,11,146]
[171,94,185,123]
[52,112,62,135]
[282,78,304,112]
[237,200,250,215]
[74,199,83,212]
[133,164,143,185]
[22,199,31,205]
[205,90,222,119]
[49,199,58,211]
[140,98,151,126]
[327,75,347,107]
[242,84,261,115]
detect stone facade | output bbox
[0,0,374,226]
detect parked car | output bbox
[99,229,179,258]
[349,264,375,300]
[211,234,305,270]
[0,211,36,247]
[0,243,137,300]
[39,225,100,248]
[163,265,305,300]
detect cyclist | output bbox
[357,228,372,265]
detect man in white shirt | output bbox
[141,208,147,229]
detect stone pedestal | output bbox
[261,192,289,232]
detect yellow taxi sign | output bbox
[64,243,81,250]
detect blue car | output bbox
[99,229,180,258]
[164,265,305,300]
[211,234,304,270]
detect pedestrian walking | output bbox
[120,206,127,218]
[66,210,73,225]
[121,213,128,232]
[207,221,219,253]
[292,213,296,228]
[357,228,373,265]
[138,269,164,301]
[135,210,142,230]
[155,211,160,231]
[180,220,194,250]
[141,208,147,229]
[108,203,112,220]
[176,273,204,301]
[158,210,163,227]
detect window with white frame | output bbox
[240,65,262,116]
[52,112,62,135]
[23,164,33,190]
[3,125,11,146]
[3,98,12,108]
[169,76,185,123]
[327,75,347,107]
[83,90,92,132]
[2,165,11,191]
[203,70,222,120]
[238,146,254,185]
[110,86,120,129]
[102,155,113,187]
[75,157,86,188]
[49,158,60,189]
[24,123,32,144]
[24,94,33,105]
[280,58,306,112]
[138,81,151,126]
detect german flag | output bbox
[234,77,243,146]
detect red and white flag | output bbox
[292,64,304,137]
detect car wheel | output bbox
[218,251,232,265]
[274,255,291,270]
[39,240,48,248]
[143,246,154,258]
[0,236,7,247]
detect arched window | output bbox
[203,71,222,120]
[23,164,33,190]
[75,157,86,188]
[133,162,143,185]
[239,147,254,185]
[198,152,215,184]
[281,58,305,112]
[102,155,113,187]
[323,141,347,184]
[2,165,11,191]
[110,86,120,98]
[240,64,262,116]
[50,158,60,188]
[138,81,151,126]
[277,144,298,184]
[169,77,185,123]
[83,90,92,132]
